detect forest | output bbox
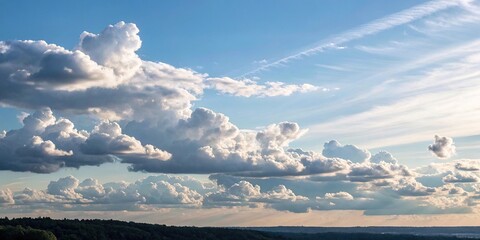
[0,218,473,240]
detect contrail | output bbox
[240,0,466,77]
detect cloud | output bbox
[0,107,352,177]
[0,22,335,176]
[0,40,119,89]
[16,136,73,158]
[322,140,371,163]
[443,171,479,183]
[428,135,456,159]
[2,162,479,215]
[0,21,316,126]
[389,178,436,196]
[81,121,171,160]
[3,175,207,211]
[347,162,412,182]
[206,77,320,97]
[77,22,142,79]
[0,189,14,205]
[370,151,398,164]
[241,0,464,76]
[455,161,480,171]
[323,192,354,200]
[0,22,204,126]
[124,111,353,176]
[47,176,82,199]
[0,108,170,173]
[204,180,310,212]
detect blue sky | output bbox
[2,0,480,226]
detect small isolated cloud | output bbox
[323,192,354,200]
[322,140,371,163]
[252,59,268,65]
[428,135,456,159]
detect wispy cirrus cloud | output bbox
[241,0,467,77]
[306,39,480,148]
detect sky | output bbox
[1,0,480,226]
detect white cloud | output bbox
[443,171,479,183]
[47,176,82,199]
[0,22,330,176]
[204,180,309,212]
[5,175,208,211]
[455,161,480,171]
[78,21,142,80]
[0,189,14,205]
[347,162,412,182]
[428,135,456,159]
[81,121,171,160]
[389,178,435,196]
[206,77,319,97]
[322,140,371,163]
[0,108,170,173]
[370,151,398,164]
[323,192,354,200]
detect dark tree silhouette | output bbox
[0,217,470,240]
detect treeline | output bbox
[0,217,470,240]
[277,232,467,240]
[0,217,273,240]
[0,225,56,240]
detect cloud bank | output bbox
[1,21,477,217]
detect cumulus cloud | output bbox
[206,77,320,97]
[428,135,456,159]
[124,111,353,177]
[347,162,412,182]
[0,107,353,177]
[81,121,171,160]
[2,21,480,217]
[0,40,116,91]
[389,178,435,196]
[0,22,335,177]
[0,22,203,124]
[0,189,14,205]
[47,176,82,199]
[0,108,170,173]
[78,21,142,79]
[2,175,207,211]
[322,140,371,163]
[3,165,480,215]
[323,191,354,200]
[455,160,480,171]
[204,180,309,212]
[443,171,479,183]
[370,151,398,164]
[0,21,318,124]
